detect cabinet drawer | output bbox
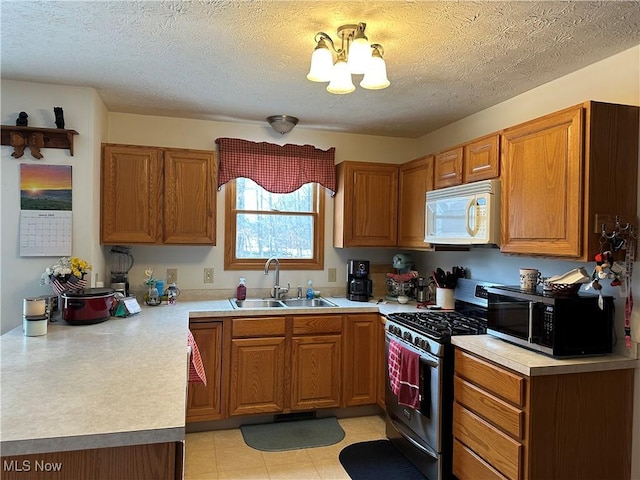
[453,438,508,480]
[292,315,342,335]
[455,350,525,407]
[454,376,524,439]
[453,403,522,480]
[232,317,286,337]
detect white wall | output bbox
[415,44,640,479]
[0,80,108,334]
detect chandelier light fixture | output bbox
[267,115,299,135]
[307,22,390,94]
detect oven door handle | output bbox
[388,415,439,459]
[385,332,439,365]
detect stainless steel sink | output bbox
[229,297,337,309]
[231,299,284,308]
[281,298,337,308]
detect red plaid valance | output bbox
[215,137,336,195]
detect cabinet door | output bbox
[229,337,285,416]
[291,335,342,410]
[434,147,463,189]
[101,144,162,244]
[343,313,378,406]
[398,156,434,249]
[163,149,216,244]
[186,322,223,422]
[334,162,398,247]
[377,316,386,409]
[464,134,500,183]
[500,107,583,257]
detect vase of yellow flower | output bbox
[41,256,92,296]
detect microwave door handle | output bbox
[465,198,480,237]
[528,302,534,343]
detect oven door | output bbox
[384,332,443,456]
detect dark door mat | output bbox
[339,440,427,480]
[240,416,345,452]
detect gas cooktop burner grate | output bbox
[387,311,487,342]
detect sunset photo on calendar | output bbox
[20,164,72,211]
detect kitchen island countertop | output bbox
[0,296,414,457]
[452,334,638,376]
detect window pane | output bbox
[236,213,314,258]
[236,178,313,212]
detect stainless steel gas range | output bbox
[384,278,495,480]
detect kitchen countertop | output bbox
[452,334,638,376]
[9,295,631,457]
[0,296,413,457]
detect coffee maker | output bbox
[347,260,372,302]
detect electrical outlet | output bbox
[328,268,337,283]
[166,268,178,284]
[204,268,214,284]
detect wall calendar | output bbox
[19,164,73,257]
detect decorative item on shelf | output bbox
[267,115,299,135]
[40,256,91,295]
[54,107,65,129]
[307,22,390,94]
[16,111,28,126]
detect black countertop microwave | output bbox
[486,286,614,357]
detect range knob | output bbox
[414,337,421,347]
[403,331,413,343]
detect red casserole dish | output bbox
[61,288,115,325]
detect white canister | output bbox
[23,297,46,316]
[23,315,48,336]
[436,287,455,310]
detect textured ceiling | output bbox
[1,1,639,138]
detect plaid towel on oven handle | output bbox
[388,339,402,396]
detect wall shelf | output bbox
[1,125,79,159]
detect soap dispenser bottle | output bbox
[236,278,247,300]
[306,280,314,299]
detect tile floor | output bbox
[184,414,387,479]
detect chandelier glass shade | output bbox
[307,22,390,94]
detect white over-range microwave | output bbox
[424,179,500,245]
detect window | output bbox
[224,178,325,270]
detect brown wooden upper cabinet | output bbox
[334,159,434,249]
[398,155,434,249]
[334,161,399,247]
[500,101,638,260]
[434,134,500,189]
[101,143,216,245]
[434,146,463,188]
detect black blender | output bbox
[109,246,134,296]
[347,260,372,302]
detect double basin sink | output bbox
[230,297,337,309]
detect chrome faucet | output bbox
[264,257,289,299]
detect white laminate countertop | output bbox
[452,334,639,377]
[0,306,190,457]
[0,296,412,457]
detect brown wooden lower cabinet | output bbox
[453,349,634,480]
[1,441,182,480]
[377,315,386,409]
[186,320,223,422]
[342,313,378,406]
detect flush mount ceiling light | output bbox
[267,115,299,135]
[307,22,390,94]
